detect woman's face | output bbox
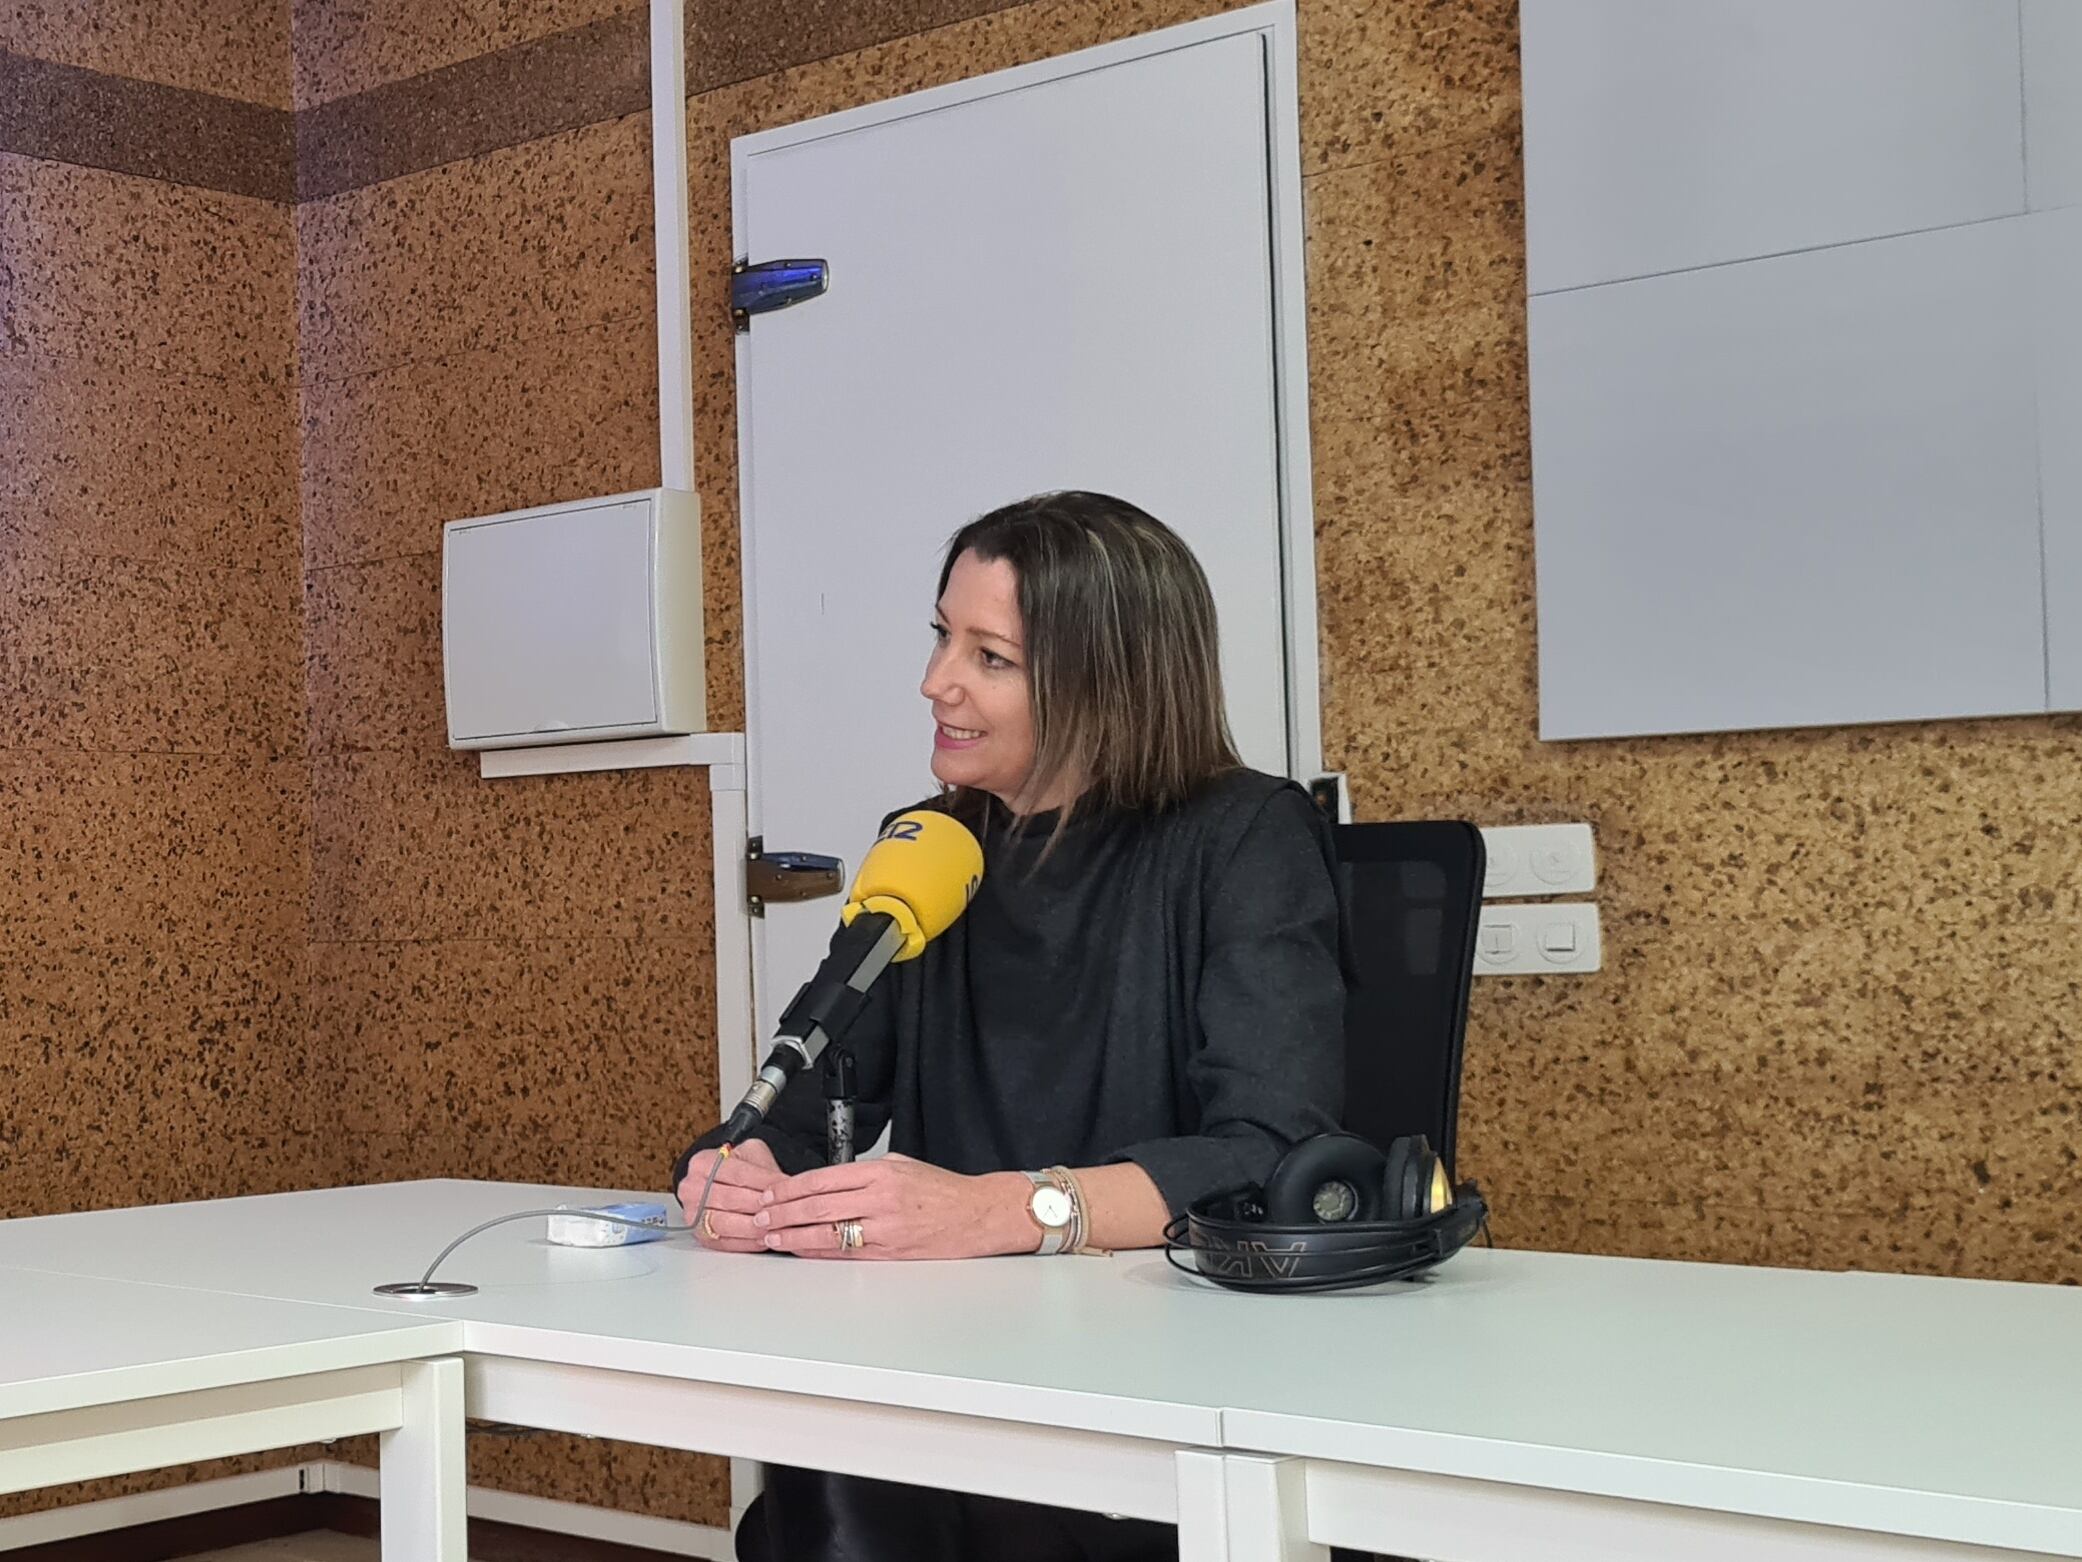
[921,549,1040,806]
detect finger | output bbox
[690,1217,766,1253]
[680,1156,784,1209]
[764,1163,885,1205]
[700,1208,770,1247]
[678,1176,772,1226]
[757,1191,884,1234]
[715,1154,788,1190]
[692,1180,768,1215]
[687,1197,771,1252]
[732,1139,783,1173]
[694,1230,766,1254]
[677,1166,739,1206]
[705,1154,783,1192]
[761,1221,853,1257]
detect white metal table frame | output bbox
[20,1356,2065,1562]
[1,1355,467,1560]
[452,1360,2082,1562]
[463,1350,1247,1558]
[1216,1455,2082,1562]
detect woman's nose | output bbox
[920,650,955,704]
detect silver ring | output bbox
[836,1220,865,1252]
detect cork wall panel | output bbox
[304,554,447,751]
[306,756,709,941]
[295,111,655,385]
[295,12,650,200]
[297,317,659,570]
[0,0,293,109]
[2,941,321,1213]
[1298,0,1518,175]
[687,0,1029,93]
[292,0,633,109]
[469,1437,732,1530]
[0,351,298,573]
[0,51,295,201]
[0,753,306,951]
[0,153,295,381]
[0,112,316,1528]
[1303,127,1528,434]
[0,1450,340,1524]
[313,933,716,1172]
[0,548,303,759]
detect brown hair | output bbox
[936,491,1241,825]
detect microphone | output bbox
[718,809,983,1146]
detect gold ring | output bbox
[836,1220,865,1252]
[701,1211,717,1240]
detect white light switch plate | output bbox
[1474,902,1602,975]
[1481,822,1596,897]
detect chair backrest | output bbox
[1331,820,1485,1180]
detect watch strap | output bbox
[1022,1169,1069,1256]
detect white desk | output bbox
[1204,1248,2082,1561]
[0,1183,1244,1553]
[4,1182,2079,1562]
[0,1268,466,1558]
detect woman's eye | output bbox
[981,650,1011,670]
[929,622,950,642]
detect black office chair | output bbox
[1331,820,1485,1180]
[1330,821,1485,1562]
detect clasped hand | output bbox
[677,1142,1032,1260]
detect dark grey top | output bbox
[674,767,1347,1216]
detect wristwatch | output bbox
[1021,1169,1074,1255]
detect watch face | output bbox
[1031,1186,1074,1228]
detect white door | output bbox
[734,4,1317,1045]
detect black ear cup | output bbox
[1263,1133,1447,1225]
[1261,1132,1389,1224]
[1382,1134,1450,1221]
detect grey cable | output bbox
[411,1152,738,1288]
[414,1208,693,1289]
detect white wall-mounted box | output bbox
[443,488,705,750]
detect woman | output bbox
[672,490,1347,1562]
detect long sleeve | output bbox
[1108,786,1347,1215]
[668,975,899,1186]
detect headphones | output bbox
[1163,1132,1488,1294]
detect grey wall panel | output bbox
[1521,0,2025,295]
[2024,0,2082,211]
[1531,217,2046,740]
[2038,207,2082,712]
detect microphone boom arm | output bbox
[720,912,908,1145]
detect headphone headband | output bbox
[1165,1133,1489,1294]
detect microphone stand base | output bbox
[373,1280,478,1298]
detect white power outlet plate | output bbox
[1480,822,1596,898]
[1473,902,1602,975]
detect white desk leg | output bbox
[1177,1451,1230,1562]
[379,1358,466,1561]
[1176,1452,1328,1562]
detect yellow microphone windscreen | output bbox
[841,810,984,961]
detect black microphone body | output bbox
[719,911,908,1146]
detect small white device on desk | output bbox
[442,488,705,750]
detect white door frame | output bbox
[730,0,1325,862]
